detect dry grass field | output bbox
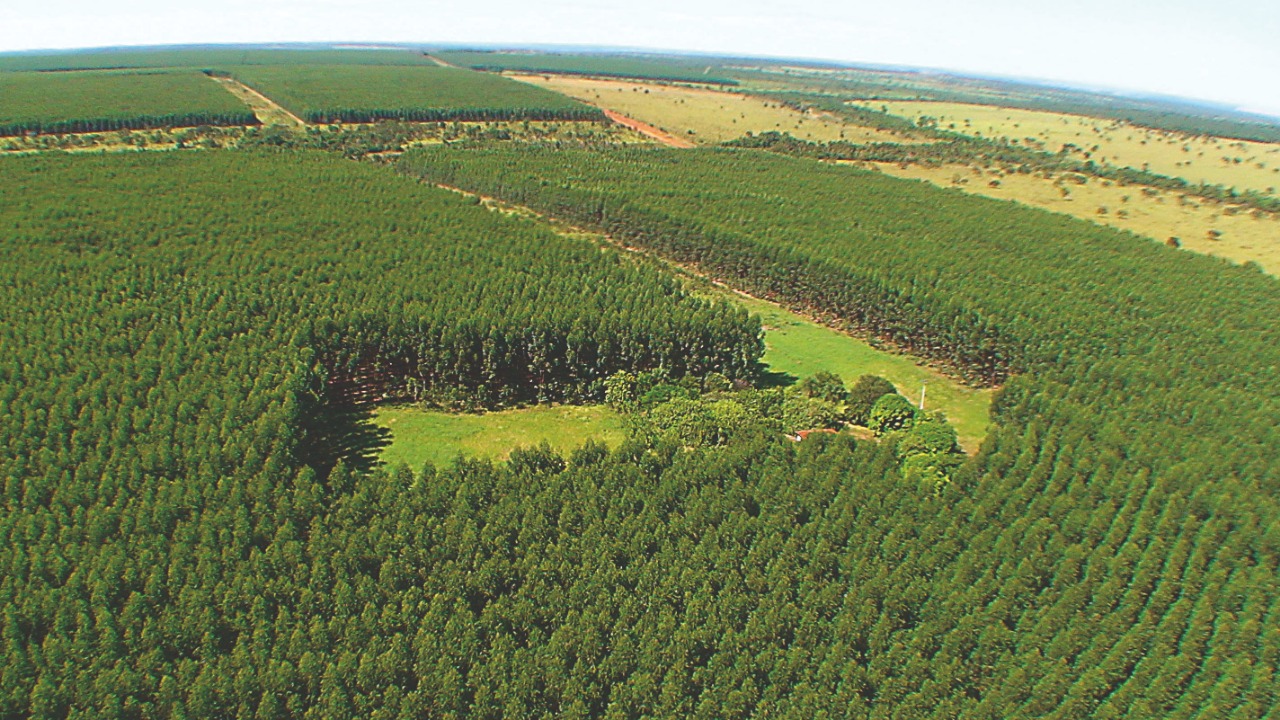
[861,100,1280,195]
[856,160,1280,273]
[513,74,915,145]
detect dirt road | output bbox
[601,108,697,148]
[210,76,306,129]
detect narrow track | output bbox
[209,76,306,129]
[601,108,697,148]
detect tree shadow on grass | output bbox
[757,366,798,389]
[298,401,392,478]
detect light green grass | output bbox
[726,292,993,449]
[373,404,626,469]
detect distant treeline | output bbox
[729,131,1280,213]
[0,110,257,137]
[434,50,741,86]
[303,106,604,124]
[230,64,607,126]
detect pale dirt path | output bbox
[601,109,697,149]
[424,54,461,69]
[209,76,305,129]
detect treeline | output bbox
[398,145,1280,717]
[304,105,605,124]
[730,131,1280,214]
[434,50,741,86]
[0,110,258,137]
[401,148,1018,385]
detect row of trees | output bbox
[303,106,606,125]
[0,111,259,137]
[730,131,1280,214]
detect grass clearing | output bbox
[860,161,1280,274]
[862,100,1280,195]
[373,404,626,469]
[711,290,992,450]
[516,75,915,145]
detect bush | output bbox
[847,375,899,425]
[782,392,843,434]
[896,420,959,459]
[798,371,848,404]
[869,393,918,435]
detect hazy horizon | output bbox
[3,1,1278,118]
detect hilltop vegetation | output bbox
[0,70,256,136]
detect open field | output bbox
[231,64,602,124]
[0,70,256,135]
[861,160,1280,274]
[516,75,915,144]
[863,100,1280,195]
[374,404,626,468]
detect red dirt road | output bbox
[602,109,697,149]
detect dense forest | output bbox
[396,145,1280,716]
[2,106,1279,716]
[0,150,767,717]
[228,65,605,125]
[0,71,257,136]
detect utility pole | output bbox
[919,381,927,412]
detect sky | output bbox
[3,0,1278,116]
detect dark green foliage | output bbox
[797,370,848,404]
[0,47,438,71]
[399,147,1020,384]
[0,70,257,136]
[396,144,1280,717]
[230,64,605,124]
[0,150,770,716]
[5,124,1280,717]
[781,393,843,433]
[847,374,899,425]
[869,393,919,434]
[434,49,740,85]
[896,419,958,458]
